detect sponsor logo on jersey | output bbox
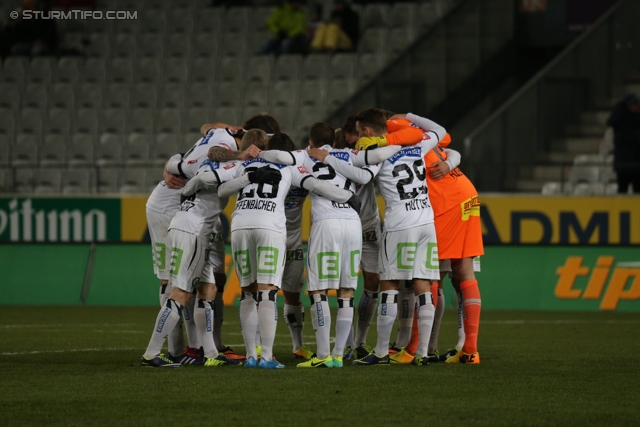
[388,147,422,164]
[297,165,309,174]
[288,188,308,197]
[242,158,286,169]
[223,162,236,170]
[187,159,197,165]
[200,159,220,170]
[330,151,350,162]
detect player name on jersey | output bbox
[236,199,277,212]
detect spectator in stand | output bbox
[310,0,359,53]
[607,93,640,194]
[0,0,58,58]
[261,0,307,55]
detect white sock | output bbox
[257,290,278,361]
[429,288,445,353]
[355,289,378,346]
[395,286,415,348]
[284,303,305,352]
[213,290,225,350]
[143,298,182,358]
[332,297,354,357]
[239,292,258,359]
[183,294,201,350]
[374,290,398,357]
[310,294,331,359]
[194,299,219,358]
[456,291,466,351]
[415,292,435,358]
[255,315,262,347]
[161,283,186,356]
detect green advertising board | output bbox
[0,198,121,242]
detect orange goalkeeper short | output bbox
[434,195,484,260]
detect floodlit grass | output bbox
[1,307,639,426]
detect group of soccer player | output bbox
[140,108,483,369]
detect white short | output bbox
[147,208,174,281]
[439,257,482,275]
[231,228,286,288]
[307,218,362,292]
[379,223,440,281]
[168,229,208,293]
[360,221,380,273]
[282,237,305,293]
[201,230,226,284]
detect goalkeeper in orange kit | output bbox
[357,113,483,364]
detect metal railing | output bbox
[326,0,515,128]
[463,0,640,191]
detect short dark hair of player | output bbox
[268,133,295,151]
[333,128,348,149]
[309,122,335,147]
[355,108,388,135]
[341,114,358,135]
[243,113,282,135]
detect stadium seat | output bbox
[215,82,242,108]
[166,10,194,34]
[604,182,618,195]
[96,134,124,167]
[137,34,164,58]
[191,58,216,83]
[49,83,75,109]
[327,79,356,109]
[157,108,183,134]
[76,84,103,109]
[1,57,28,85]
[600,167,617,185]
[40,135,67,167]
[141,10,167,33]
[360,3,389,31]
[102,109,128,134]
[130,108,156,134]
[145,166,164,192]
[296,105,327,143]
[85,33,110,57]
[46,109,71,136]
[62,168,94,194]
[12,134,39,167]
[23,83,48,109]
[219,33,248,59]
[116,14,140,34]
[113,34,138,58]
[54,57,82,84]
[359,28,388,54]
[119,169,147,193]
[301,54,329,81]
[162,59,189,84]
[82,59,107,84]
[389,2,417,29]
[192,34,218,58]
[0,83,21,109]
[540,182,563,196]
[74,109,100,134]
[34,169,62,194]
[165,34,192,58]
[187,83,213,108]
[570,154,602,183]
[19,108,44,136]
[329,53,357,80]
[417,2,443,30]
[572,182,605,196]
[246,56,274,83]
[356,53,385,82]
[109,59,134,84]
[97,168,121,193]
[132,83,158,108]
[388,28,416,57]
[184,108,211,134]
[152,134,179,167]
[244,82,270,108]
[0,108,15,136]
[225,7,251,33]
[159,83,187,109]
[213,107,240,126]
[135,58,162,83]
[248,30,270,56]
[67,135,96,167]
[145,0,168,10]
[271,106,295,134]
[105,83,131,108]
[14,168,35,194]
[171,0,198,9]
[123,135,151,167]
[28,57,54,84]
[299,80,327,107]
[194,7,224,33]
[270,81,299,108]
[274,55,302,81]
[0,135,10,167]
[217,57,245,83]
[250,6,274,33]
[0,169,12,193]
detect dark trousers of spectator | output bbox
[260,34,306,55]
[616,170,640,194]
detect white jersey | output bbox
[373,137,439,231]
[225,158,312,234]
[147,128,238,215]
[355,180,379,229]
[290,147,359,222]
[284,186,308,247]
[168,129,238,238]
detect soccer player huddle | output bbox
[141,108,483,369]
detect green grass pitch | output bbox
[1,306,639,426]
